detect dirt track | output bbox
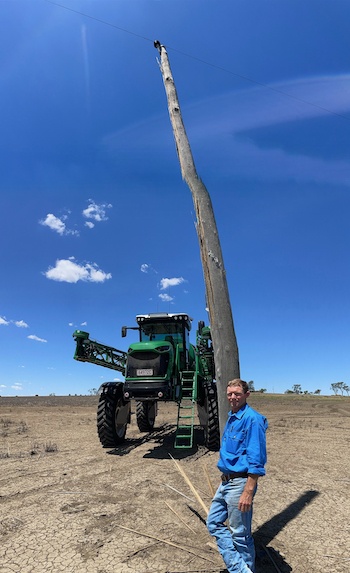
[1,394,350,573]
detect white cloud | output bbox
[82,200,112,222]
[44,258,112,283]
[11,385,22,390]
[85,221,94,229]
[40,214,79,236]
[14,320,29,328]
[81,321,87,326]
[0,316,9,325]
[28,335,47,343]
[0,385,6,388]
[141,263,158,274]
[159,293,174,302]
[160,277,185,290]
[69,322,73,326]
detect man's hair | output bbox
[227,379,249,394]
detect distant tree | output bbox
[343,385,350,396]
[303,390,309,395]
[293,384,302,394]
[49,393,55,396]
[259,388,267,393]
[88,388,99,395]
[331,382,341,395]
[248,381,255,392]
[284,389,294,394]
[314,389,321,395]
[338,382,345,396]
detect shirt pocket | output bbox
[226,430,246,455]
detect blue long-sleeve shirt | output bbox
[217,403,268,476]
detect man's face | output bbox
[226,385,250,413]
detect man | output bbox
[207,379,267,573]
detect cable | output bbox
[43,0,350,122]
[162,45,350,122]
[43,0,154,43]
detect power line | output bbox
[43,0,154,43]
[43,0,350,122]
[163,45,350,122]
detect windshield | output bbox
[140,322,184,343]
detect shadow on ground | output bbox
[254,489,319,572]
[107,424,211,461]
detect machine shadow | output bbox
[107,424,210,460]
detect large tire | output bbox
[136,401,156,432]
[97,384,128,447]
[203,384,220,451]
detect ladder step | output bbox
[175,371,196,449]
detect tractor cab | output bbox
[123,313,193,400]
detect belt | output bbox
[221,472,248,481]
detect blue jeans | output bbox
[206,478,256,573]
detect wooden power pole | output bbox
[155,42,240,436]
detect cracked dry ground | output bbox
[1,395,350,573]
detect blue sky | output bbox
[1,0,349,396]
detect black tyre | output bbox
[136,401,156,432]
[203,384,220,451]
[97,384,129,447]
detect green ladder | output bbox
[175,370,196,449]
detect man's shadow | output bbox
[253,489,319,573]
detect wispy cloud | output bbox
[160,277,185,290]
[14,320,29,328]
[85,221,94,229]
[159,293,173,302]
[141,263,158,274]
[44,258,112,283]
[81,321,87,326]
[103,75,350,185]
[82,200,112,222]
[40,214,79,236]
[0,316,9,325]
[28,335,47,343]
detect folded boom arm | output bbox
[73,330,126,375]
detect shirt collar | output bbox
[227,402,248,420]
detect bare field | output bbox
[1,394,350,573]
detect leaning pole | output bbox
[154,42,240,436]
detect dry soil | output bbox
[1,394,350,573]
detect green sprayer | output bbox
[73,312,219,450]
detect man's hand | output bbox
[238,475,259,513]
[238,490,254,512]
